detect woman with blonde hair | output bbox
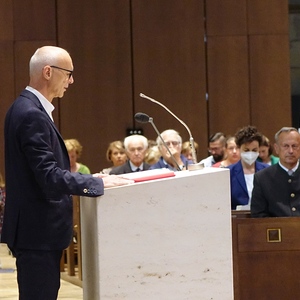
[100,140,127,174]
[64,139,91,174]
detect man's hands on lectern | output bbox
[93,173,134,188]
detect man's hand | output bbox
[93,173,134,188]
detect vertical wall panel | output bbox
[131,0,207,159]
[207,36,250,136]
[57,1,132,172]
[13,0,56,40]
[249,35,291,139]
[206,0,247,36]
[247,0,289,35]
[0,0,13,40]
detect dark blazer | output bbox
[251,164,300,217]
[109,160,150,175]
[2,89,104,251]
[228,160,268,210]
[149,155,192,171]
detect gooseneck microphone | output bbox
[134,112,181,171]
[139,93,197,163]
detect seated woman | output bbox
[257,135,279,166]
[64,139,91,174]
[213,136,240,168]
[228,126,268,210]
[100,140,127,174]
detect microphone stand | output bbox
[140,93,198,164]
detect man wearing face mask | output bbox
[228,125,268,210]
[251,127,300,217]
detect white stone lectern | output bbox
[80,168,233,300]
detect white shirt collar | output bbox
[279,160,299,173]
[26,86,55,121]
[129,161,143,171]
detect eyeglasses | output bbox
[50,65,73,79]
[165,141,181,147]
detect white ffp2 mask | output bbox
[241,151,259,165]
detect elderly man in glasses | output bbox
[150,129,192,171]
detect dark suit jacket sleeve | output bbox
[18,105,104,197]
[109,162,131,175]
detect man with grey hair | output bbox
[110,134,150,174]
[251,127,300,217]
[150,129,192,171]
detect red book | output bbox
[119,169,175,182]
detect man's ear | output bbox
[43,65,51,80]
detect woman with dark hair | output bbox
[228,126,269,210]
[257,135,279,165]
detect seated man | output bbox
[109,135,150,175]
[199,132,226,167]
[150,129,192,171]
[251,127,300,217]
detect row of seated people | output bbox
[64,125,299,219]
[199,126,299,219]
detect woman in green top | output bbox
[257,135,279,166]
[64,138,91,174]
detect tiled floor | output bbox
[0,243,83,300]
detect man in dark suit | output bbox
[251,127,300,217]
[1,46,132,300]
[110,134,150,175]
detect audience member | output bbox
[110,135,150,174]
[64,139,91,174]
[213,136,240,167]
[1,45,132,300]
[144,140,161,165]
[0,172,5,241]
[181,140,199,161]
[251,127,300,217]
[257,135,279,165]
[199,132,226,167]
[228,125,268,210]
[150,129,192,171]
[100,140,127,174]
